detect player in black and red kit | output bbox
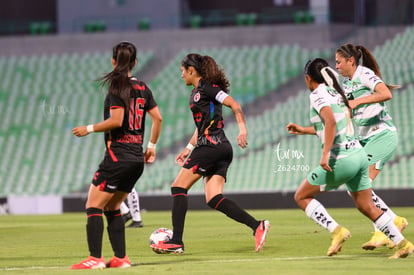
[151,53,270,254]
[71,41,162,269]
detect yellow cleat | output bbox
[362,231,396,250]
[394,216,408,232]
[327,226,351,256]
[389,239,414,259]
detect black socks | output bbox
[86,207,103,258]
[170,187,188,244]
[208,194,260,232]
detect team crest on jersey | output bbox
[194,92,201,102]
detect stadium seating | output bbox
[2,25,414,196]
[146,45,330,150]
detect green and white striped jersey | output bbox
[342,65,396,140]
[309,83,361,160]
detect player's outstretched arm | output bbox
[72,107,124,137]
[286,123,316,135]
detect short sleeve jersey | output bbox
[189,79,229,146]
[103,77,157,162]
[342,65,396,140]
[309,83,361,160]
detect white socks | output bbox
[127,188,142,222]
[305,199,339,233]
[371,190,396,218]
[120,201,129,215]
[374,212,404,245]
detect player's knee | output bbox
[171,186,188,196]
[207,194,224,209]
[294,190,303,204]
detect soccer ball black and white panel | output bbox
[149,227,173,246]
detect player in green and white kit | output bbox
[287,58,413,258]
[336,44,408,250]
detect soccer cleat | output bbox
[150,240,184,254]
[122,212,132,224]
[394,216,408,232]
[106,255,131,268]
[327,226,351,256]
[70,256,106,269]
[362,231,395,250]
[255,220,270,252]
[389,239,414,259]
[127,220,144,228]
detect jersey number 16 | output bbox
[129,98,145,130]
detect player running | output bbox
[336,43,408,250]
[287,58,413,258]
[151,53,270,254]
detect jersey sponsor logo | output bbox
[193,112,202,122]
[194,92,201,102]
[116,134,143,144]
[345,140,358,150]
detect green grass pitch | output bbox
[0,207,413,274]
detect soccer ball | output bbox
[149,227,173,246]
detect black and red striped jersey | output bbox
[189,79,229,147]
[103,77,157,162]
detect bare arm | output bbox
[286,123,316,135]
[319,106,336,172]
[175,128,198,166]
[349,82,392,109]
[222,96,248,149]
[144,106,163,163]
[72,108,124,137]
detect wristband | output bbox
[147,142,157,149]
[186,143,195,151]
[86,124,94,133]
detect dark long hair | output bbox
[98,41,137,108]
[305,58,351,111]
[336,43,381,78]
[181,53,230,93]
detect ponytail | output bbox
[336,43,400,90]
[336,44,381,78]
[320,66,352,113]
[305,58,351,114]
[98,41,137,108]
[182,53,230,93]
[355,45,382,79]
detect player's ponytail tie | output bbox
[320,66,339,90]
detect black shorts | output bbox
[92,157,144,193]
[183,142,233,180]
